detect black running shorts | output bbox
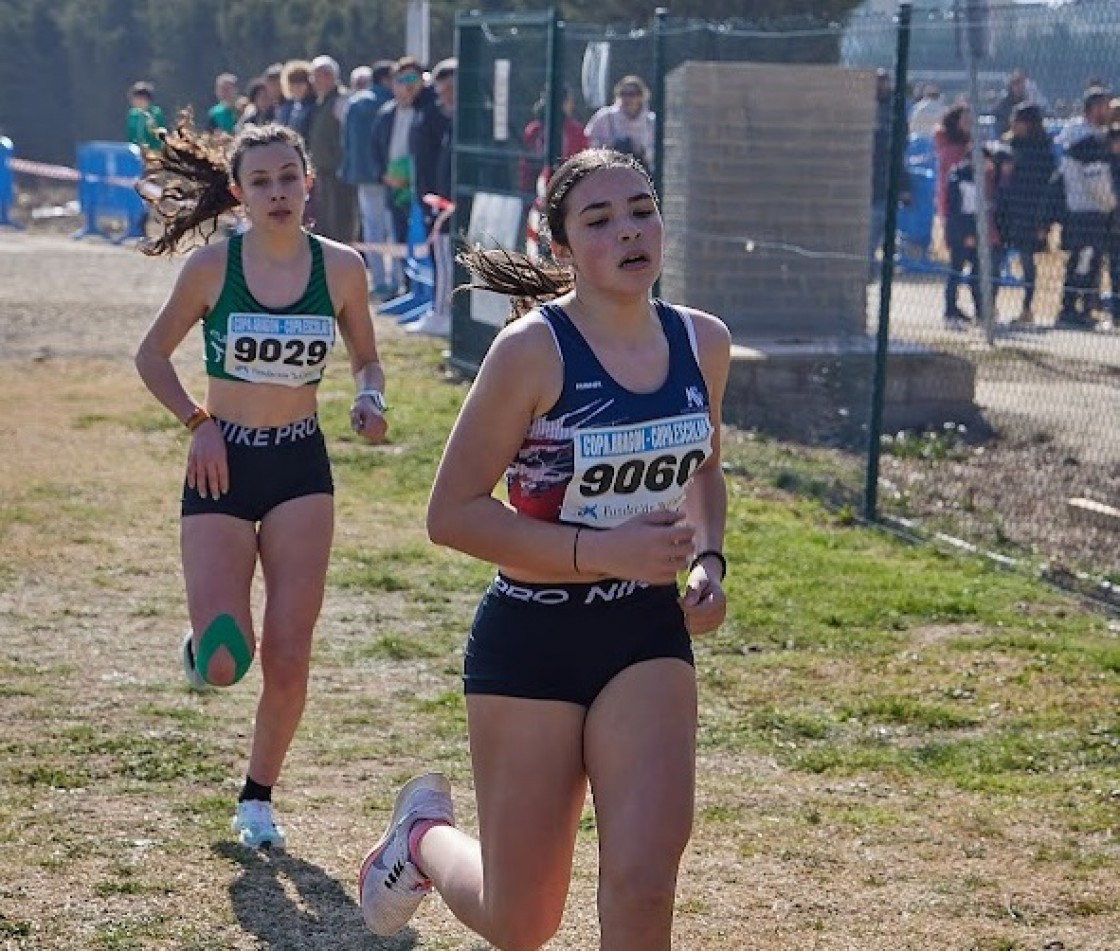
[181,415,333,522]
[464,574,694,706]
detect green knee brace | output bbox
[194,614,252,686]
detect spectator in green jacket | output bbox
[207,73,240,135]
[126,82,167,152]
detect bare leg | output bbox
[585,659,697,951]
[181,513,258,686]
[248,493,333,785]
[418,695,587,950]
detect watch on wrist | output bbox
[356,389,387,413]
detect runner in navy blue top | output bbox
[358,148,731,949]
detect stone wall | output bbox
[659,61,875,341]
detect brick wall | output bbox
[659,62,876,341]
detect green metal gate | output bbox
[449,8,564,376]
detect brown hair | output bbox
[457,148,656,321]
[279,60,312,100]
[137,113,311,256]
[937,102,972,145]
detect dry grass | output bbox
[0,232,1118,950]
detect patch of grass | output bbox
[844,696,981,731]
[93,915,168,949]
[0,915,32,938]
[6,726,228,787]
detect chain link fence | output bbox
[451,3,1120,604]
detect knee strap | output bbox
[195,614,252,686]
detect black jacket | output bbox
[995,136,1058,251]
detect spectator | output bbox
[126,81,166,152]
[993,69,1030,139]
[944,146,1001,325]
[277,60,316,140]
[408,58,457,337]
[306,55,357,243]
[1055,87,1115,329]
[934,102,973,221]
[342,61,395,296]
[1106,121,1120,327]
[207,73,239,135]
[372,57,429,291]
[995,102,1058,325]
[236,77,272,131]
[584,75,655,172]
[519,85,589,194]
[909,83,947,137]
[259,62,284,125]
[869,68,911,280]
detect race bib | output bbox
[559,412,712,528]
[224,313,335,386]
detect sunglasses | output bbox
[394,73,421,86]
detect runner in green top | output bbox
[134,119,389,851]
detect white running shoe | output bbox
[180,630,210,691]
[358,773,455,936]
[231,800,287,850]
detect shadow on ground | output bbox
[213,841,420,949]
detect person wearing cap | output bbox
[584,75,656,172]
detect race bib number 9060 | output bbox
[224,313,335,386]
[559,412,712,528]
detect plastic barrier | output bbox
[0,137,20,229]
[73,141,145,242]
[377,199,434,324]
[896,165,938,273]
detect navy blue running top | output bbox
[506,300,713,529]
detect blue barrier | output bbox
[377,199,434,324]
[72,141,145,242]
[0,137,20,229]
[896,165,937,273]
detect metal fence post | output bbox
[863,0,913,522]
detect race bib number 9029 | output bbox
[224,314,335,387]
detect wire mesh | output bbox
[451,3,1120,599]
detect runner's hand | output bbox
[587,509,695,584]
[186,420,229,499]
[679,564,726,636]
